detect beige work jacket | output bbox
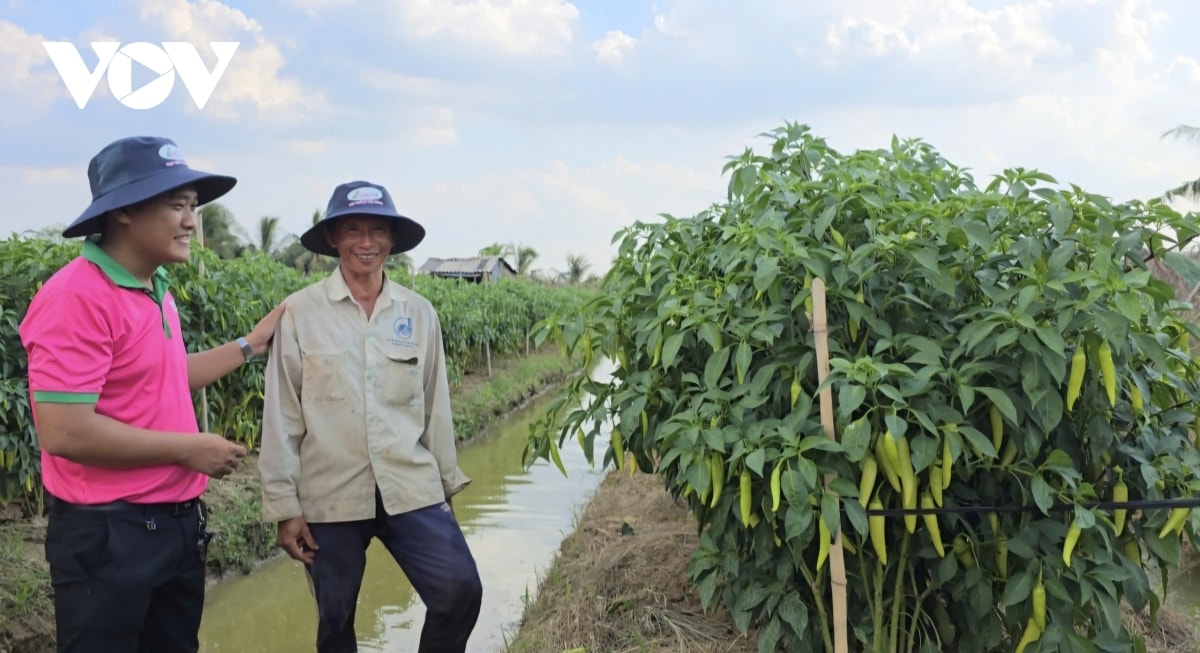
[258,267,471,524]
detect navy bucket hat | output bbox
[300,180,426,257]
[63,136,237,239]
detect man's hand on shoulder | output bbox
[246,302,287,356]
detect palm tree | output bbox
[197,203,249,259]
[564,253,590,284]
[478,241,539,275]
[256,216,282,256]
[1161,125,1200,200]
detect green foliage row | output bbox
[0,236,585,507]
[526,122,1200,652]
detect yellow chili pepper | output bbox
[1113,475,1128,537]
[739,468,752,528]
[1159,507,1190,539]
[920,491,944,557]
[1130,383,1143,414]
[1099,341,1116,407]
[869,497,888,565]
[1014,616,1042,653]
[929,465,943,507]
[875,439,902,492]
[1063,519,1082,568]
[770,461,783,513]
[816,516,831,572]
[859,457,878,508]
[1032,572,1046,630]
[1066,344,1086,412]
[611,428,624,472]
[989,405,1003,454]
[709,454,724,509]
[953,533,975,569]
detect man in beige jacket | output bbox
[257,180,481,653]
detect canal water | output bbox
[197,360,613,652]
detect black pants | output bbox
[44,497,212,653]
[306,493,483,653]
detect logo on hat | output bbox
[159,144,186,167]
[347,186,384,207]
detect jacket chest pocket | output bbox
[301,350,347,402]
[383,352,423,407]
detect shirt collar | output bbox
[324,265,398,310]
[81,236,170,304]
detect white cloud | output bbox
[822,0,1068,71]
[0,21,65,121]
[288,0,356,14]
[592,30,637,66]
[408,108,459,146]
[131,0,325,123]
[0,165,76,183]
[399,154,722,276]
[396,0,580,56]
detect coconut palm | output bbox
[1161,125,1200,200]
[564,253,590,284]
[197,203,249,259]
[256,216,283,256]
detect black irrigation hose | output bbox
[859,496,1200,518]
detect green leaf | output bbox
[746,448,767,476]
[1001,569,1034,606]
[734,341,753,385]
[704,347,732,389]
[841,416,872,463]
[976,387,1018,425]
[1031,475,1054,515]
[661,332,686,369]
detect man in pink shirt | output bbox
[19,136,285,653]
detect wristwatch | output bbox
[235,336,254,363]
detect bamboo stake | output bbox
[811,277,849,653]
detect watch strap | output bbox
[235,336,253,362]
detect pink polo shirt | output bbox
[19,238,206,505]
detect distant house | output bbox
[418,256,518,283]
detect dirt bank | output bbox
[0,347,577,653]
[502,469,760,652]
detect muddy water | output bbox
[197,361,612,652]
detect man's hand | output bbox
[180,433,247,479]
[278,516,318,564]
[246,303,287,357]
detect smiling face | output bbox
[113,186,198,266]
[327,215,394,277]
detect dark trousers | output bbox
[306,494,483,653]
[44,497,212,653]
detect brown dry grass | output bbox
[1124,603,1200,653]
[502,469,759,653]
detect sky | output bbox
[2,0,1200,280]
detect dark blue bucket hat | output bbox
[63,136,237,239]
[300,180,426,257]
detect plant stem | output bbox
[906,567,933,653]
[798,563,833,653]
[873,559,885,653]
[889,532,911,653]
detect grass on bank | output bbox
[0,346,577,653]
